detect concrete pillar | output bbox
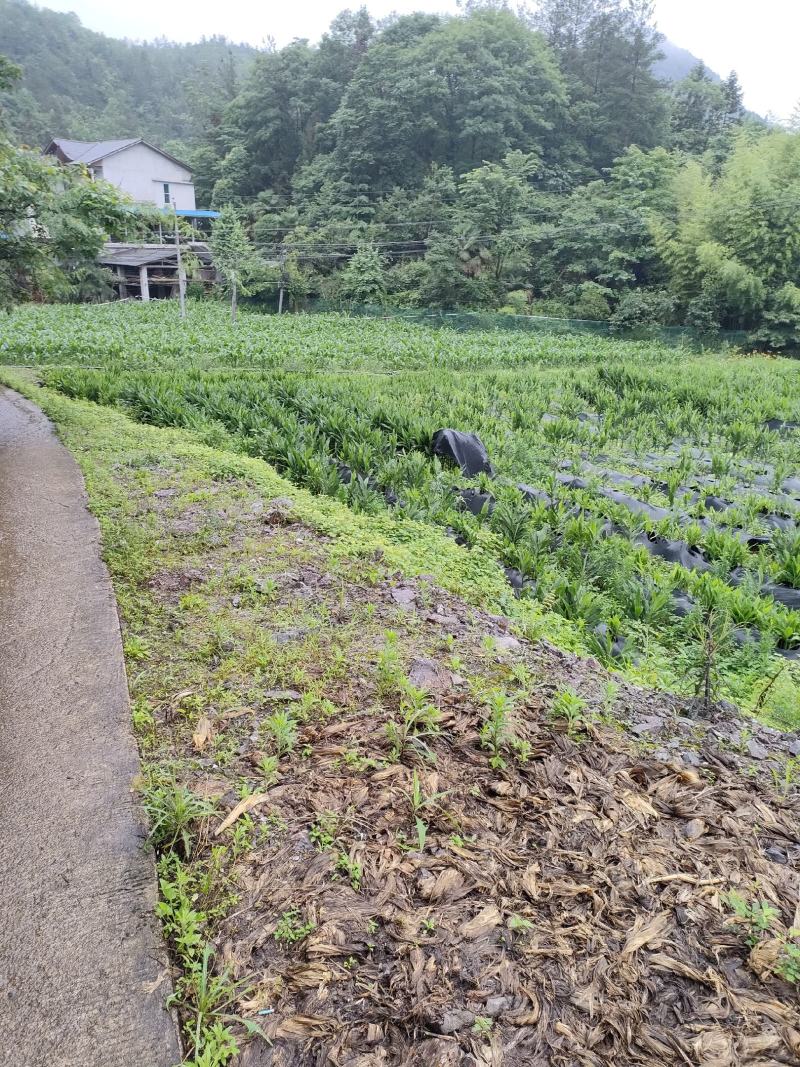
[139,265,150,302]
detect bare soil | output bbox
[127,465,800,1066]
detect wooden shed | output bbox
[99,242,215,301]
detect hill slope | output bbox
[0,0,255,150]
[653,39,721,83]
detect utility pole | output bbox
[277,246,286,314]
[172,201,187,320]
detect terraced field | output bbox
[5,301,800,721]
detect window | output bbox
[92,165,103,180]
[163,182,171,205]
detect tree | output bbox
[0,53,21,130]
[651,130,800,338]
[532,0,666,170]
[412,233,496,308]
[0,0,255,149]
[326,9,568,198]
[1,55,135,305]
[720,71,744,128]
[210,206,264,321]
[531,146,675,301]
[219,14,377,203]
[0,133,134,306]
[669,63,729,154]
[337,246,387,304]
[456,151,541,286]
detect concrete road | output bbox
[0,388,181,1066]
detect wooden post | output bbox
[173,203,187,320]
[139,264,150,302]
[277,247,286,314]
[116,266,128,300]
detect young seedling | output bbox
[601,679,620,720]
[770,756,800,797]
[472,1016,493,1037]
[309,810,339,851]
[142,777,216,858]
[725,891,779,944]
[550,687,589,737]
[169,944,264,1060]
[335,852,362,890]
[263,708,298,757]
[274,908,315,945]
[376,630,404,695]
[256,754,280,785]
[479,688,517,769]
[406,770,449,853]
[507,913,534,935]
[692,606,732,712]
[385,685,441,760]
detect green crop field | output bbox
[5,301,800,723]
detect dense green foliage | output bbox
[6,302,800,720]
[0,0,252,151]
[0,61,150,306]
[3,0,800,346]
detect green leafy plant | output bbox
[479,688,517,769]
[724,891,800,984]
[376,630,404,695]
[472,1016,493,1037]
[170,945,263,1062]
[691,607,733,711]
[141,777,216,857]
[725,891,779,944]
[263,709,298,757]
[310,810,339,851]
[336,852,363,890]
[507,913,534,934]
[274,908,316,945]
[256,754,280,785]
[550,687,589,737]
[385,684,441,760]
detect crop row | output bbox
[41,365,800,683]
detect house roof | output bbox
[99,242,213,268]
[44,137,191,172]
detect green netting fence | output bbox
[309,300,750,349]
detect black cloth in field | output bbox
[458,488,496,516]
[635,533,712,573]
[763,419,800,433]
[432,429,494,477]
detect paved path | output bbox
[0,388,181,1067]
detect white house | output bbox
[44,137,197,211]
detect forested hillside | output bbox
[0,0,253,150]
[4,0,800,348]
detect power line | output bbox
[250,190,800,246]
[253,220,654,257]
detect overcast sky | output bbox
[36,0,800,123]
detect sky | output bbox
[36,0,800,123]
